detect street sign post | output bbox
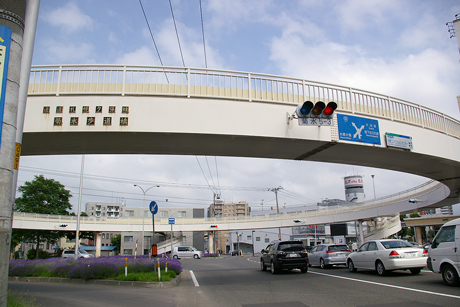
[149,201,158,256]
[169,218,175,256]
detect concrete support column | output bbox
[95,232,102,257]
[0,1,25,306]
[358,220,364,246]
[414,226,423,245]
[208,231,214,253]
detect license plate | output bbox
[405,253,417,258]
[288,253,300,258]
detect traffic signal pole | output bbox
[0,1,27,306]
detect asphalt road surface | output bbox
[8,256,460,307]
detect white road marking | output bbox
[310,271,460,299]
[190,270,200,287]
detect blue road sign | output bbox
[168,218,175,225]
[0,26,12,150]
[149,201,158,215]
[337,114,381,145]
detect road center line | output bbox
[190,270,200,287]
[309,271,460,299]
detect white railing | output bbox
[28,65,460,139]
[13,180,446,228]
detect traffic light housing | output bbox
[295,101,337,119]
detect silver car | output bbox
[61,249,94,259]
[308,244,351,268]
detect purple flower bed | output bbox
[203,253,219,257]
[9,255,182,280]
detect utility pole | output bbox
[269,186,283,240]
[0,1,27,306]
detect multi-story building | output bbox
[208,201,250,253]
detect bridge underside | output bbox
[22,131,460,208]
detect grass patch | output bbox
[7,290,39,307]
[114,270,176,282]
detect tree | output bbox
[14,175,72,259]
[111,234,121,252]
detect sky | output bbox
[16,0,460,214]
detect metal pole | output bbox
[0,2,26,305]
[170,222,173,257]
[371,175,376,199]
[134,184,159,255]
[74,155,85,256]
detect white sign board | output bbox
[385,133,413,150]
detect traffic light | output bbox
[296,101,337,119]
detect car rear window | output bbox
[381,240,413,249]
[328,245,349,252]
[278,243,305,252]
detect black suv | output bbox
[260,240,309,274]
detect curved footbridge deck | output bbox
[17,65,460,238]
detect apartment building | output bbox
[208,201,250,253]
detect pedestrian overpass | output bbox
[14,64,460,254]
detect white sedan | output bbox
[347,239,427,275]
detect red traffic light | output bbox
[322,102,337,118]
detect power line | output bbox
[138,0,169,83]
[199,0,208,68]
[168,0,186,67]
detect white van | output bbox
[171,246,203,259]
[427,217,460,286]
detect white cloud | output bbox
[40,38,94,64]
[114,46,160,66]
[42,2,93,33]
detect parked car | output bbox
[308,244,351,269]
[347,239,427,275]
[61,249,94,259]
[408,241,422,247]
[171,246,203,259]
[260,240,308,274]
[427,217,460,286]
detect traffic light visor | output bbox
[323,102,337,116]
[296,101,314,117]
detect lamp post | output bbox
[134,184,160,255]
[371,175,376,199]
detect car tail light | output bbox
[389,250,401,258]
[326,251,335,254]
[423,249,428,257]
[347,250,351,253]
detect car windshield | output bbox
[381,240,414,249]
[328,245,349,251]
[278,243,305,252]
[79,250,89,254]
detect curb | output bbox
[8,273,181,288]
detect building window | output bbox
[247,235,252,240]
[256,237,260,241]
[265,238,270,243]
[125,210,134,217]
[102,234,105,239]
[123,249,133,255]
[159,211,168,217]
[124,236,133,242]
[178,211,186,218]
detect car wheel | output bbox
[410,268,422,275]
[442,264,460,286]
[193,254,200,259]
[301,267,308,273]
[270,261,278,274]
[348,259,357,272]
[376,261,387,276]
[173,255,179,259]
[320,258,327,269]
[260,259,266,271]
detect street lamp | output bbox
[371,175,376,199]
[134,184,160,255]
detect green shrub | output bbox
[26,249,49,260]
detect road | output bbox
[8,256,460,307]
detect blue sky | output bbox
[18,0,460,213]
